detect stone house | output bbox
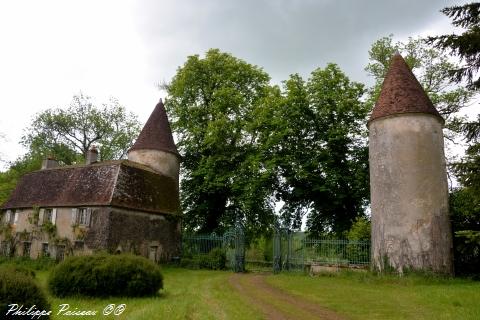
[0,99,181,262]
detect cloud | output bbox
[132,0,460,84]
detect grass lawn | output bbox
[36,268,260,320]
[267,271,480,320]
[29,267,480,320]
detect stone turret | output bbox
[128,99,180,187]
[368,54,453,274]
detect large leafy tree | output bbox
[257,65,370,235]
[22,93,141,164]
[164,49,276,236]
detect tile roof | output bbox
[1,160,179,215]
[129,99,180,157]
[369,54,443,123]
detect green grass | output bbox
[5,261,479,320]
[266,271,480,320]
[35,268,260,320]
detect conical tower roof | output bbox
[129,99,180,157]
[369,53,443,123]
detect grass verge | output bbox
[265,271,480,320]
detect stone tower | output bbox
[368,54,453,274]
[128,99,181,187]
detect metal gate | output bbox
[181,226,369,273]
[181,222,245,272]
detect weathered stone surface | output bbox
[369,114,453,274]
[106,208,181,261]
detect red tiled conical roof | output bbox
[129,99,180,157]
[369,54,443,123]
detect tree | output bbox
[0,155,42,205]
[164,49,276,236]
[0,94,140,206]
[22,93,141,164]
[427,3,480,90]
[257,65,370,235]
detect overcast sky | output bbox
[0,0,469,168]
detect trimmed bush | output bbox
[48,254,163,297]
[0,268,50,318]
[0,264,36,278]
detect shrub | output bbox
[0,264,36,278]
[203,248,226,270]
[0,256,56,271]
[48,254,163,297]
[180,248,227,270]
[454,230,480,278]
[0,268,50,318]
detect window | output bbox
[42,243,50,257]
[23,242,31,257]
[44,209,53,223]
[4,210,15,225]
[79,208,88,225]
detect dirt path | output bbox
[229,273,346,320]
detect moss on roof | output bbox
[1,160,179,215]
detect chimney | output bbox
[41,157,59,170]
[86,146,99,165]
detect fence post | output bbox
[234,220,245,273]
[273,226,281,274]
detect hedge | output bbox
[48,254,163,297]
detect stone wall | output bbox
[1,206,181,263]
[369,113,453,274]
[107,207,181,262]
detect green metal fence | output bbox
[181,224,245,272]
[181,229,370,273]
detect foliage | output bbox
[0,256,57,271]
[22,93,141,163]
[0,155,42,205]
[48,253,163,297]
[450,187,480,277]
[450,187,480,232]
[0,268,50,318]
[257,66,369,234]
[427,3,480,90]
[164,49,276,236]
[345,216,371,241]
[454,230,480,278]
[0,263,36,278]
[181,247,227,270]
